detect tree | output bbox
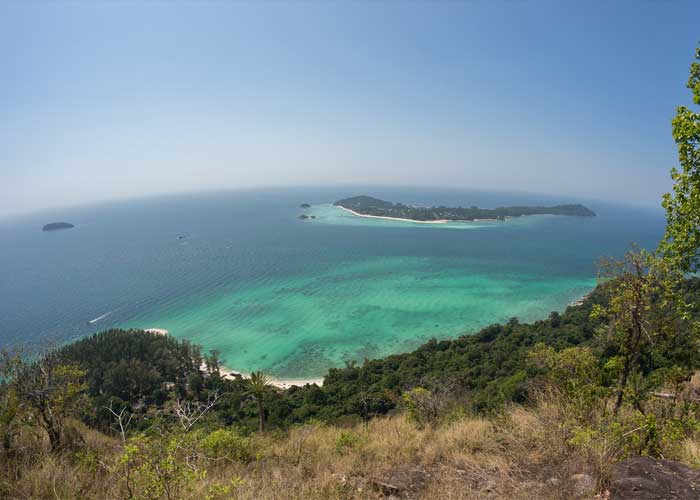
[204,349,221,375]
[662,44,700,271]
[247,371,271,432]
[528,343,606,419]
[591,249,696,415]
[14,358,87,451]
[0,350,24,455]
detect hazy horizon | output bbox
[0,183,669,224]
[3,1,699,217]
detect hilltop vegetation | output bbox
[334,195,596,221]
[6,393,694,500]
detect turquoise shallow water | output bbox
[0,187,666,378]
[124,256,595,378]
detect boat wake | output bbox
[88,311,113,324]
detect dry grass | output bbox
[680,438,700,467]
[0,401,620,500]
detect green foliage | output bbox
[529,344,607,418]
[247,371,271,432]
[53,329,205,404]
[205,478,244,500]
[609,412,700,460]
[567,426,599,449]
[201,428,252,463]
[662,44,700,271]
[74,448,102,473]
[118,431,206,500]
[335,195,596,221]
[402,387,444,426]
[593,249,697,413]
[0,351,24,455]
[335,430,361,454]
[14,359,89,451]
[248,371,271,397]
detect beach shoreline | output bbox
[220,369,324,389]
[336,205,451,224]
[568,290,594,308]
[144,328,323,388]
[335,205,500,224]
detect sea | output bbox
[0,186,666,379]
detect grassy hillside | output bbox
[5,390,700,500]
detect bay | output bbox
[0,186,665,378]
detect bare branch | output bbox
[105,400,133,443]
[173,392,220,433]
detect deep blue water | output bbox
[0,186,666,371]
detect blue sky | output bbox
[1,1,699,216]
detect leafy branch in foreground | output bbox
[591,249,698,415]
[13,358,88,451]
[662,44,700,271]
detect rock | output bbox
[371,466,427,496]
[298,214,310,220]
[570,473,596,496]
[612,457,700,499]
[300,203,311,208]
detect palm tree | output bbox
[248,371,271,432]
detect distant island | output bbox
[42,222,74,231]
[334,196,596,222]
[300,203,311,208]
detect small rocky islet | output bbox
[298,203,315,220]
[42,222,74,231]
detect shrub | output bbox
[335,430,361,454]
[201,428,252,463]
[402,387,444,427]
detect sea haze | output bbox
[0,187,666,378]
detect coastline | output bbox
[336,205,451,224]
[220,369,324,389]
[568,290,594,307]
[144,328,323,388]
[335,205,500,224]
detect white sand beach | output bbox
[144,328,169,336]
[269,378,324,389]
[143,328,323,388]
[220,368,323,389]
[335,205,501,224]
[336,205,451,224]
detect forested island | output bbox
[334,195,596,221]
[42,222,74,231]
